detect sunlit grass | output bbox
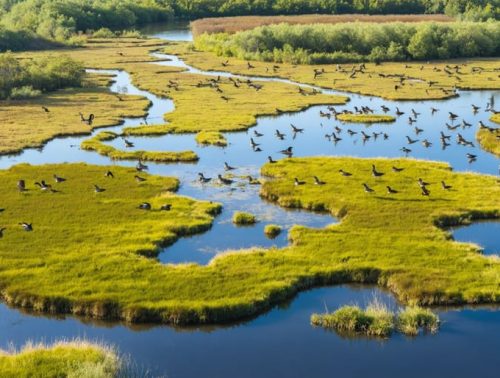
[195,130,228,146]
[336,114,395,123]
[232,211,257,225]
[477,113,500,156]
[264,224,282,238]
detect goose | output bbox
[250,138,260,147]
[462,120,472,128]
[372,132,381,140]
[421,186,430,196]
[471,104,480,112]
[383,133,389,140]
[411,109,420,118]
[294,178,305,186]
[339,169,352,177]
[79,113,94,126]
[105,170,114,178]
[136,161,148,171]
[198,173,211,183]
[17,180,26,192]
[313,176,325,185]
[422,139,432,148]
[19,222,32,231]
[254,130,263,137]
[221,60,229,67]
[363,183,374,193]
[35,181,52,191]
[431,107,439,114]
[408,117,416,124]
[53,174,66,183]
[371,165,384,177]
[466,153,477,160]
[221,96,230,102]
[218,175,233,185]
[386,186,398,194]
[123,139,134,148]
[406,136,418,144]
[290,124,303,133]
[268,156,276,164]
[247,176,261,185]
[42,106,50,113]
[400,147,412,154]
[253,147,262,152]
[224,162,236,171]
[392,166,404,172]
[138,202,151,210]
[94,184,105,193]
[279,147,293,157]
[247,62,255,69]
[334,126,342,134]
[395,107,405,116]
[347,129,357,136]
[160,204,172,211]
[381,105,390,113]
[361,131,371,141]
[441,181,452,190]
[448,112,459,120]
[331,132,342,143]
[135,175,146,182]
[414,127,423,135]
[418,178,430,188]
[275,130,286,139]
[440,131,451,140]
[0,227,5,237]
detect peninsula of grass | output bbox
[81,131,199,162]
[264,224,282,238]
[0,340,119,377]
[336,114,395,123]
[311,301,439,337]
[477,114,500,156]
[232,211,257,225]
[195,131,228,147]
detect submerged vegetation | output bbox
[195,21,500,64]
[233,211,257,225]
[311,300,439,337]
[0,340,119,377]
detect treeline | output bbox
[195,22,500,64]
[0,53,84,99]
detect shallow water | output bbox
[451,221,500,255]
[0,25,499,377]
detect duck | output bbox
[138,202,151,210]
[19,222,33,231]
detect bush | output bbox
[92,27,116,38]
[232,211,257,225]
[9,85,42,99]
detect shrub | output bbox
[92,27,116,38]
[9,85,42,99]
[232,211,257,225]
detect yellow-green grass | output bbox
[0,74,150,155]
[81,131,199,162]
[311,301,439,337]
[336,114,395,123]
[477,113,500,156]
[168,41,500,101]
[195,131,228,147]
[232,211,257,225]
[264,224,282,238]
[0,340,118,378]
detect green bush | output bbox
[232,211,257,225]
[9,85,42,99]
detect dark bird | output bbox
[392,166,404,172]
[17,180,26,192]
[290,124,303,133]
[0,227,5,237]
[395,107,405,116]
[139,202,151,210]
[347,129,357,136]
[254,130,263,137]
[42,106,49,113]
[94,184,105,193]
[53,174,66,183]
[198,173,211,183]
[406,136,419,144]
[279,146,293,157]
[247,62,255,69]
[247,176,261,185]
[441,181,452,190]
[400,147,412,154]
[268,156,276,164]
[466,153,477,160]
[19,222,33,231]
[414,127,423,134]
[448,112,458,120]
[136,161,148,171]
[79,113,95,126]
[135,175,146,182]
[386,186,398,194]
[418,178,429,188]
[421,186,430,196]
[123,139,134,148]
[160,204,172,211]
[35,181,52,191]
[440,131,451,140]
[371,164,384,177]
[363,183,374,193]
[313,176,325,185]
[294,178,305,186]
[339,169,352,177]
[275,130,286,139]
[218,175,233,185]
[250,138,260,147]
[224,162,236,171]
[422,139,432,148]
[105,170,114,178]
[431,107,439,114]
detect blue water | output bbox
[452,222,500,255]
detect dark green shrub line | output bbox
[195,21,500,64]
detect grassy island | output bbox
[336,114,396,123]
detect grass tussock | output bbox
[191,14,454,36]
[0,339,119,378]
[311,300,439,337]
[264,224,282,238]
[336,114,395,123]
[232,211,257,225]
[195,130,228,146]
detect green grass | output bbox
[0,340,118,377]
[264,224,282,238]
[195,131,228,146]
[311,301,439,338]
[476,113,500,156]
[336,114,395,123]
[81,131,199,162]
[232,211,257,225]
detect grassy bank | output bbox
[336,114,395,123]
[81,131,199,162]
[0,340,118,377]
[476,113,500,156]
[0,158,498,325]
[311,300,439,337]
[191,14,453,36]
[195,131,228,147]
[167,41,500,100]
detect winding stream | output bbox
[0,25,499,377]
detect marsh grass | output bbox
[233,211,257,225]
[476,114,500,156]
[195,131,228,147]
[264,224,282,238]
[336,114,395,123]
[0,339,119,377]
[311,299,439,338]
